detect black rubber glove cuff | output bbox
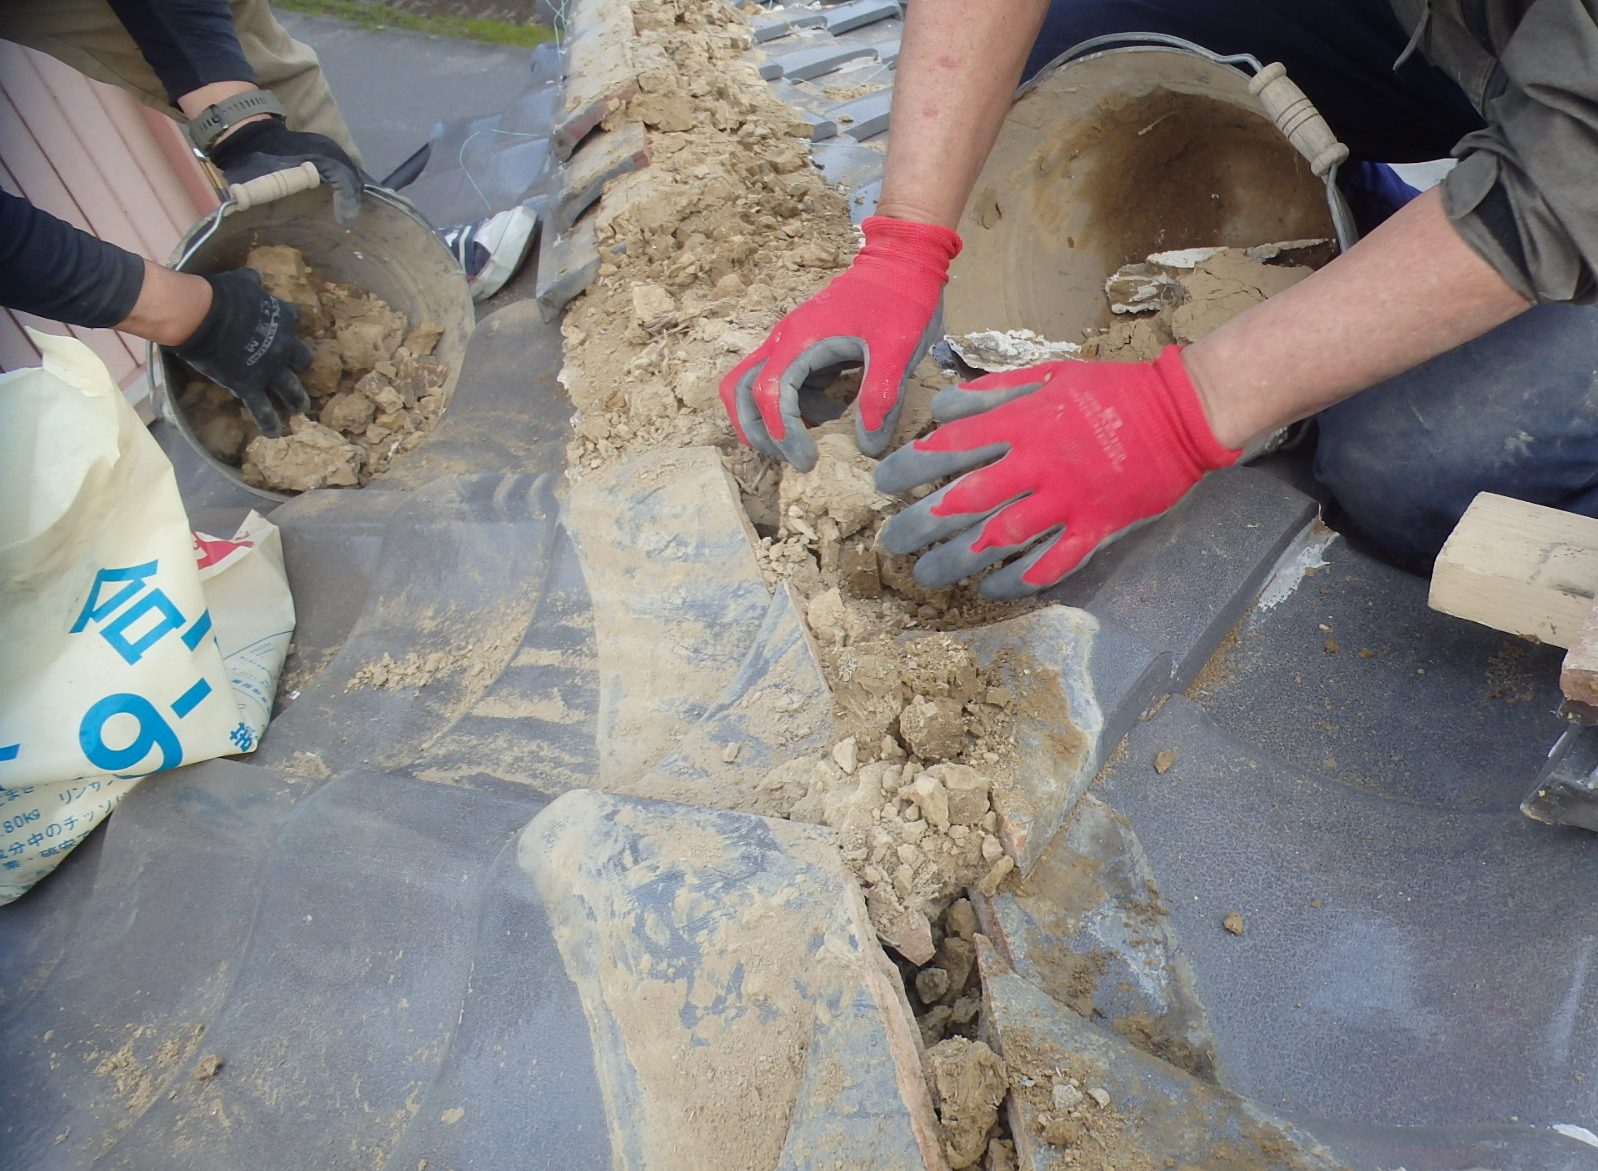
[209,115,365,228]
[174,268,313,439]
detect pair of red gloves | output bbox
[719,217,1240,598]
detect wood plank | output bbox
[87,70,192,237]
[139,105,220,223]
[0,45,166,258]
[0,84,89,230]
[97,85,194,227]
[1429,492,1598,649]
[1561,602,1598,707]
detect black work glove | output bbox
[209,115,364,228]
[175,268,312,438]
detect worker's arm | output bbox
[1187,186,1530,447]
[0,188,148,333]
[108,0,363,223]
[720,0,1049,469]
[874,0,1051,228]
[105,0,256,100]
[0,188,311,436]
[874,192,1531,598]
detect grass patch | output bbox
[279,0,555,47]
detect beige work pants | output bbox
[0,0,363,163]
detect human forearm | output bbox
[0,186,214,345]
[0,189,146,329]
[875,0,1050,228]
[117,262,213,346]
[1183,187,1533,448]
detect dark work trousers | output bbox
[1025,0,1598,573]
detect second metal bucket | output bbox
[946,36,1355,341]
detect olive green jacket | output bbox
[1390,0,1598,302]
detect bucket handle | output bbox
[1249,63,1348,179]
[174,163,326,274]
[225,161,322,210]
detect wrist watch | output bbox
[186,90,286,156]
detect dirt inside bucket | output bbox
[177,244,449,493]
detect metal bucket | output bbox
[946,35,1356,341]
[152,180,475,502]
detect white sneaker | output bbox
[439,203,538,301]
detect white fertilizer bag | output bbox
[0,333,295,902]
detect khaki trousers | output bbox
[0,0,363,163]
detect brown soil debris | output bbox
[348,631,521,695]
[913,902,985,1048]
[1111,1012,1214,1081]
[87,1022,206,1115]
[179,243,450,492]
[350,651,454,690]
[1033,946,1108,1021]
[773,628,1028,964]
[926,1037,1008,1170]
[1223,911,1246,936]
[242,416,363,491]
[559,0,856,471]
[1084,244,1320,361]
[1152,748,1177,775]
[192,1053,224,1081]
[786,747,1009,963]
[1002,1027,1157,1171]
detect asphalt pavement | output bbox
[278,11,535,183]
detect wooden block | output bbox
[1428,492,1598,649]
[1562,601,1598,707]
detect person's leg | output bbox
[1021,0,1484,163]
[1312,307,1598,574]
[0,0,362,164]
[225,0,364,164]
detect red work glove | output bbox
[720,216,962,471]
[875,347,1241,598]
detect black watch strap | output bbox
[187,90,286,156]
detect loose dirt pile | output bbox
[179,244,449,492]
[786,729,1011,966]
[1002,1031,1154,1171]
[950,241,1326,373]
[558,0,857,469]
[1083,241,1326,361]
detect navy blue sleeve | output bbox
[106,0,256,103]
[0,188,145,329]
